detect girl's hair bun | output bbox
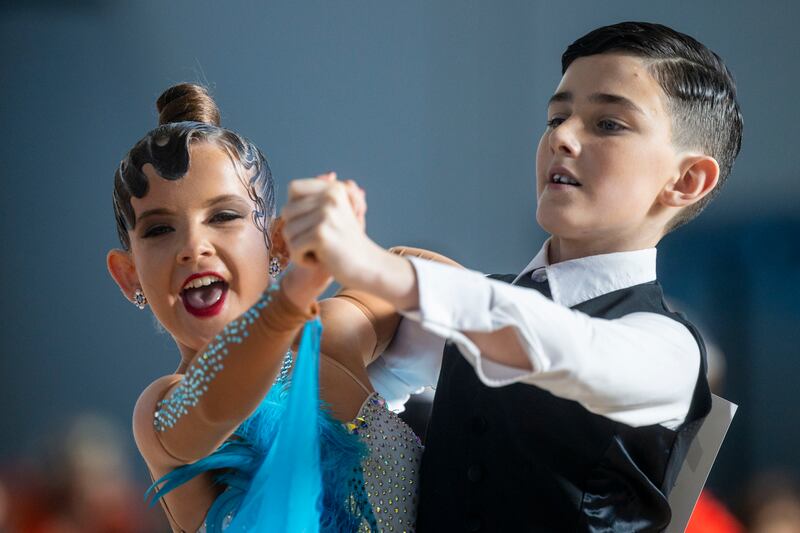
[156,83,221,126]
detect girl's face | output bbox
[126,142,271,353]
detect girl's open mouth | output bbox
[181,273,229,318]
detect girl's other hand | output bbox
[277,172,365,310]
[280,263,332,311]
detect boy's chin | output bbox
[536,208,585,238]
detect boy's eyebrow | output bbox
[548,91,573,106]
[137,195,248,223]
[548,91,646,115]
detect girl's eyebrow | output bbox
[137,195,250,223]
[203,194,250,208]
[137,207,173,223]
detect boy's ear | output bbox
[269,217,291,269]
[660,155,720,208]
[107,249,140,302]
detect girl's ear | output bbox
[269,217,291,270]
[107,249,141,302]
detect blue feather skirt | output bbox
[146,320,377,532]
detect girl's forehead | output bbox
[132,143,253,214]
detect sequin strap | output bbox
[153,286,277,433]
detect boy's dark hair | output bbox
[563,22,743,231]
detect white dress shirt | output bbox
[367,240,701,430]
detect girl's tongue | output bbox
[183,282,225,309]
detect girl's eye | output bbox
[143,225,173,238]
[598,119,625,132]
[210,211,243,223]
[546,117,565,128]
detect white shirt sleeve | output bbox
[403,257,701,430]
[367,316,446,413]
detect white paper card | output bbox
[666,394,738,532]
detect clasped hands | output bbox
[279,174,528,369]
[279,173,379,297]
[279,172,419,314]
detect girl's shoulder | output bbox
[134,374,221,532]
[132,374,185,469]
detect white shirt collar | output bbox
[513,239,658,308]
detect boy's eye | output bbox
[210,211,243,223]
[143,225,173,238]
[597,119,625,132]
[546,117,566,128]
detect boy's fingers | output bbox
[280,194,327,222]
[281,209,325,244]
[287,175,338,200]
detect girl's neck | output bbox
[177,341,198,374]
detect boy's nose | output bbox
[549,122,581,157]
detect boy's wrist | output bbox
[340,241,419,312]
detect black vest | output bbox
[416,276,711,532]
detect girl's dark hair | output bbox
[562,22,743,231]
[112,83,275,250]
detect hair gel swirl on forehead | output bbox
[112,84,276,251]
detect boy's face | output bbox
[536,53,680,246]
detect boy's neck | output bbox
[547,233,660,264]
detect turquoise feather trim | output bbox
[147,320,376,531]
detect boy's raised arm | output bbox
[281,177,702,429]
[400,257,701,429]
[321,246,464,367]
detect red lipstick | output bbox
[180,271,228,318]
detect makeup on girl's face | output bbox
[129,142,271,352]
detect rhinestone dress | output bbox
[197,391,422,532]
[348,392,422,532]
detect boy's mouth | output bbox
[549,172,582,187]
[180,272,228,318]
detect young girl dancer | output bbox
[107,83,425,532]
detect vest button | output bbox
[531,268,548,283]
[471,415,488,435]
[465,515,482,531]
[467,464,483,482]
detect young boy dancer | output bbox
[283,21,742,531]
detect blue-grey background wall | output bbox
[1,0,798,518]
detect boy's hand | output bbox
[281,173,382,288]
[278,172,366,308]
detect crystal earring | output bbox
[132,288,147,310]
[269,257,282,277]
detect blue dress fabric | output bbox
[147,320,422,532]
